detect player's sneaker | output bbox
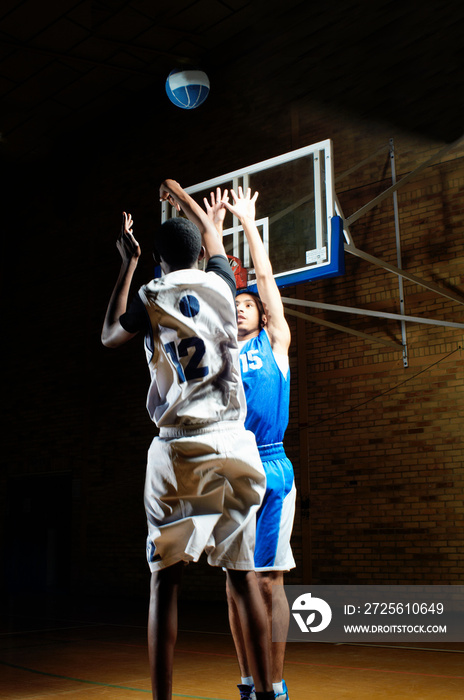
[237,684,256,700]
[274,679,289,700]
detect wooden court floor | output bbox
[1,592,463,699]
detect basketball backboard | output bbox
[161,139,344,289]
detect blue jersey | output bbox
[239,329,290,447]
[241,329,296,571]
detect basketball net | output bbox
[227,255,248,289]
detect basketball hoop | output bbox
[227,255,248,289]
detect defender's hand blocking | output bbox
[223,186,258,223]
[204,187,229,232]
[116,211,141,264]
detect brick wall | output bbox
[285,142,464,586]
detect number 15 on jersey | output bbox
[239,348,263,373]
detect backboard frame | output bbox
[161,139,345,288]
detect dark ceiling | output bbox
[1,0,463,163]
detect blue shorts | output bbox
[254,443,296,572]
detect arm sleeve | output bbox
[119,292,148,333]
[206,255,236,298]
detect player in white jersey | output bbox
[101,180,274,700]
[205,187,295,700]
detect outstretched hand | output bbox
[116,212,141,264]
[223,186,258,222]
[159,180,181,211]
[203,187,229,229]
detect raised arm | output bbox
[159,179,226,260]
[224,187,291,355]
[101,212,141,348]
[203,187,229,239]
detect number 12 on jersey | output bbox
[164,337,209,382]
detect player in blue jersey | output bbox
[205,187,296,700]
[101,180,274,700]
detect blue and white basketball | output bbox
[165,69,210,110]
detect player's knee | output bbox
[150,562,184,596]
[258,572,283,601]
[226,569,255,598]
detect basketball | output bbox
[165,69,210,110]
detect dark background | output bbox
[2,1,463,606]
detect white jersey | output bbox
[138,268,246,429]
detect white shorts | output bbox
[144,422,266,572]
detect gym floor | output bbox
[2,592,463,699]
